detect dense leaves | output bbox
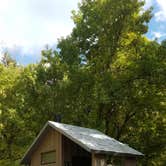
[0,0,165,165]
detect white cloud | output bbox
[0,0,81,63]
[144,0,154,9]
[155,0,166,21]
[153,32,162,38]
[0,0,80,49]
[152,31,166,39]
[0,0,10,14]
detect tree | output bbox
[0,63,35,165]
[57,0,165,165]
[58,0,152,133]
[0,63,22,165]
[1,51,16,67]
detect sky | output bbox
[0,0,166,65]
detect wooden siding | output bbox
[30,127,62,166]
[92,153,107,166]
[124,157,137,166]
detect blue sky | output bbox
[0,0,166,65]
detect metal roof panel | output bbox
[48,121,143,156]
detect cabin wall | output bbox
[92,153,107,166]
[124,157,137,166]
[92,154,137,166]
[30,127,62,166]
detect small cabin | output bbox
[21,121,143,166]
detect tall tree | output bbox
[57,0,165,165]
[58,0,152,133]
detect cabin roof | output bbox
[21,121,143,164]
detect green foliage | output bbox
[1,51,16,67]
[0,0,165,165]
